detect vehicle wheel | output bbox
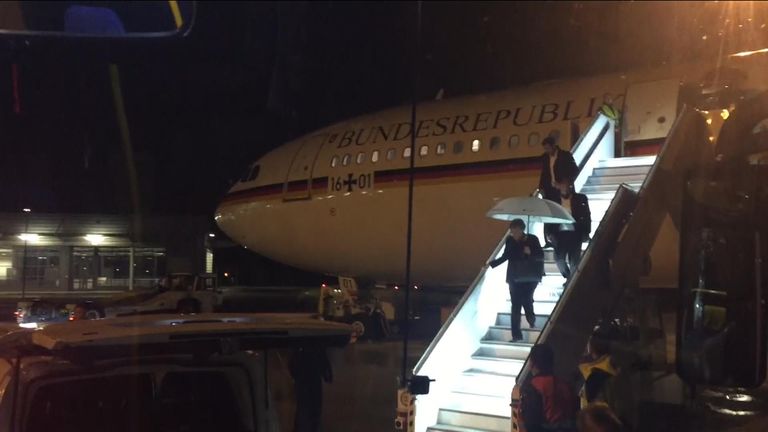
[351,320,365,339]
[84,308,102,320]
[177,300,200,314]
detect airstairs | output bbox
[412,110,708,432]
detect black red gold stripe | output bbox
[220,156,541,205]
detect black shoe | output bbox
[543,242,554,249]
[527,320,537,329]
[509,336,524,343]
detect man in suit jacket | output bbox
[539,136,578,201]
[539,136,579,248]
[551,181,591,281]
[488,218,544,341]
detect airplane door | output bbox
[283,134,327,201]
[623,79,680,143]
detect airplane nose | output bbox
[214,187,248,246]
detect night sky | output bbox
[0,1,762,217]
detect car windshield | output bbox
[1,2,768,432]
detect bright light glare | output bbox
[721,109,730,120]
[726,393,754,402]
[22,208,31,213]
[729,48,768,57]
[84,234,105,245]
[18,233,39,242]
[208,233,216,238]
[18,322,38,329]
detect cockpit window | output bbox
[247,165,260,181]
[239,164,260,182]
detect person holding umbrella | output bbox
[488,218,544,341]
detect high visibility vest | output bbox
[600,103,620,121]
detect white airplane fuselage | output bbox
[215,54,768,287]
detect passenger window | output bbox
[490,136,501,151]
[436,142,446,155]
[342,154,351,166]
[419,145,429,157]
[386,148,396,161]
[528,132,540,147]
[372,150,380,163]
[453,141,464,154]
[403,147,412,158]
[356,152,365,164]
[509,135,520,149]
[471,139,481,152]
[331,156,339,168]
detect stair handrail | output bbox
[413,229,510,373]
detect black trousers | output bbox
[542,187,559,245]
[553,230,582,279]
[509,281,537,339]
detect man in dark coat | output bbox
[539,136,579,247]
[489,218,544,341]
[550,181,591,280]
[290,347,333,432]
[539,136,578,201]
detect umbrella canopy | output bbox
[486,197,575,224]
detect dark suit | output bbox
[490,234,544,339]
[538,147,578,201]
[551,193,591,279]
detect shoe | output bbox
[509,336,524,343]
[543,242,554,249]
[527,320,537,329]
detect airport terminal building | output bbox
[0,212,215,294]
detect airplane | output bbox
[215,51,768,288]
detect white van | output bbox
[0,313,352,432]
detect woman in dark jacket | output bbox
[489,218,544,341]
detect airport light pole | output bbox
[401,0,422,388]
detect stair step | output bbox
[482,327,540,344]
[592,165,653,177]
[474,342,533,362]
[453,371,517,397]
[439,393,511,427]
[496,307,555,325]
[495,313,548,328]
[467,357,524,376]
[595,156,656,168]
[428,423,500,432]
[585,174,648,185]
[581,190,625,200]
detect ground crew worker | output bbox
[599,93,621,129]
[599,94,622,154]
[578,326,618,409]
[520,344,578,432]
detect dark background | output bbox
[0,1,763,284]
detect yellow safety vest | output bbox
[600,104,620,121]
[578,355,618,408]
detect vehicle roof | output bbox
[0,313,352,359]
